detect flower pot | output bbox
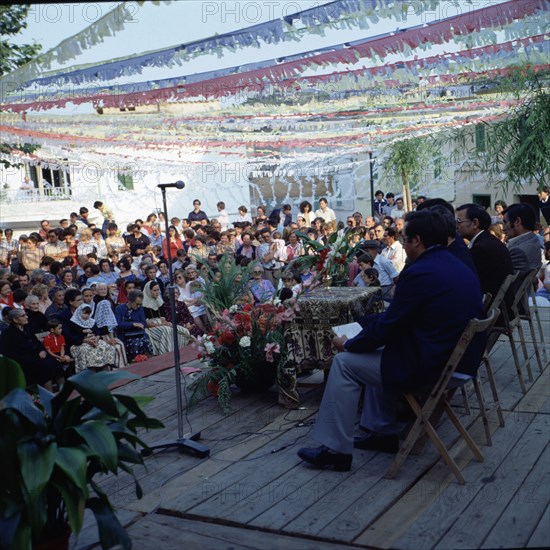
[235,361,277,393]
[33,527,71,550]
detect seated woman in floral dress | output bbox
[69,304,115,372]
[114,289,154,361]
[142,280,191,355]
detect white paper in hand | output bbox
[332,322,362,340]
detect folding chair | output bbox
[491,270,537,393]
[519,270,547,373]
[385,309,498,485]
[476,272,520,431]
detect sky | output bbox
[10,0,515,114]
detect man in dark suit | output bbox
[456,203,514,299]
[297,210,484,471]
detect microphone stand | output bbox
[142,183,209,458]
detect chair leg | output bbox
[506,330,527,393]
[385,395,425,480]
[444,400,484,463]
[482,355,505,428]
[525,314,545,374]
[472,377,492,446]
[530,289,548,365]
[515,321,534,382]
[460,385,471,415]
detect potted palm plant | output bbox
[0,361,163,550]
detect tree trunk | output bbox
[402,172,412,212]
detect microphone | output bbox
[158,180,185,189]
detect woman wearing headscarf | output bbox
[142,280,191,355]
[69,303,115,372]
[94,299,128,369]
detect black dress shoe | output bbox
[297,446,352,471]
[353,432,399,453]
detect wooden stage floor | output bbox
[74,310,550,550]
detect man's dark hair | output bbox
[404,210,448,248]
[386,227,400,240]
[93,201,103,209]
[456,203,492,230]
[386,192,394,199]
[79,207,88,215]
[375,190,384,197]
[503,203,536,231]
[416,197,454,214]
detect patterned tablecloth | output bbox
[285,286,382,371]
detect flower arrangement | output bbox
[190,301,294,414]
[289,230,357,286]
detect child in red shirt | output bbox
[43,320,72,364]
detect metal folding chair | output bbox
[385,309,498,484]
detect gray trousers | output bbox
[311,350,402,454]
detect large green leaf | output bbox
[0,357,26,398]
[52,479,85,535]
[88,496,132,550]
[18,441,56,500]
[1,388,46,429]
[64,370,119,417]
[71,421,118,471]
[55,447,88,494]
[17,441,55,533]
[37,385,54,418]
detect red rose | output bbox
[219,330,236,345]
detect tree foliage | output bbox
[383,136,435,211]
[0,5,42,77]
[438,66,550,193]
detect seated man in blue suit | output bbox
[298,209,485,471]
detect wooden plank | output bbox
[434,414,549,549]
[514,363,550,414]
[526,499,550,548]
[191,432,387,528]
[125,394,322,514]
[126,513,360,550]
[260,449,427,538]
[100,396,307,509]
[481,443,550,548]
[352,411,512,548]
[310,414,470,543]
[391,411,536,550]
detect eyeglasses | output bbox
[455,218,471,225]
[176,275,184,279]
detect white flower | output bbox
[204,341,215,354]
[239,336,251,348]
[272,298,281,306]
[229,305,238,313]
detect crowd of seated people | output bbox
[0,193,548,392]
